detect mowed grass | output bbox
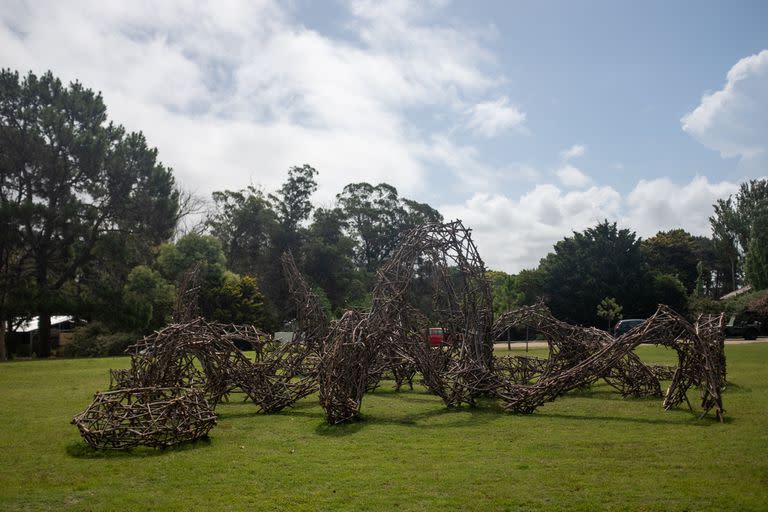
[1,345,767,512]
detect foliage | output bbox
[539,221,651,325]
[122,266,175,331]
[206,186,278,276]
[514,268,546,305]
[312,286,333,319]
[721,288,768,317]
[487,270,523,317]
[156,234,226,284]
[60,322,138,357]
[301,207,364,313]
[154,236,276,331]
[336,182,443,271]
[745,208,768,289]
[0,69,179,356]
[690,235,732,298]
[710,178,768,291]
[747,291,768,316]
[269,164,318,231]
[535,221,691,326]
[641,229,699,293]
[205,272,274,329]
[687,295,723,316]
[596,297,622,330]
[648,272,688,314]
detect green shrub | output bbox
[688,295,724,316]
[61,322,139,357]
[722,289,768,316]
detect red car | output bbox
[426,327,446,347]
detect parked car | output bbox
[423,327,462,347]
[425,327,445,347]
[724,315,761,340]
[613,318,645,337]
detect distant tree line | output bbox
[488,180,768,328]
[1,69,767,358]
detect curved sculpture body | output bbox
[284,221,726,424]
[72,387,216,449]
[76,221,725,447]
[120,319,317,412]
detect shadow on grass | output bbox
[314,400,504,437]
[313,388,732,435]
[534,409,732,426]
[375,390,442,404]
[212,394,322,420]
[723,380,751,393]
[65,436,213,459]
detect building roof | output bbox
[719,285,752,301]
[17,316,74,333]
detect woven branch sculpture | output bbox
[78,320,318,448]
[71,387,217,449]
[281,252,330,356]
[77,220,727,449]
[118,319,317,413]
[283,221,726,424]
[282,221,496,423]
[492,302,663,398]
[490,305,726,420]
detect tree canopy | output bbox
[710,179,768,292]
[0,69,179,356]
[2,67,764,358]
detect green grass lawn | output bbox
[1,344,767,511]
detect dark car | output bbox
[724,315,761,340]
[613,319,645,337]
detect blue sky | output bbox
[1,0,767,271]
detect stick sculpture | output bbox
[282,221,726,424]
[75,220,727,450]
[72,387,217,449]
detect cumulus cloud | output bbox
[419,135,540,194]
[681,49,768,160]
[623,176,739,237]
[560,144,586,161]
[441,184,621,271]
[0,0,512,203]
[465,96,527,137]
[440,176,738,273]
[555,165,591,188]
[1,0,746,275]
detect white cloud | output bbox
[441,185,621,271]
[556,165,591,188]
[465,96,527,137]
[623,176,739,237]
[681,49,768,160]
[560,144,586,161]
[0,0,512,203]
[419,135,540,194]
[1,0,747,276]
[440,176,738,273]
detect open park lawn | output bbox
[1,344,767,511]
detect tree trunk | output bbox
[0,319,6,361]
[38,311,51,358]
[35,255,52,358]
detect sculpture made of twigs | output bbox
[71,387,216,449]
[75,220,726,450]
